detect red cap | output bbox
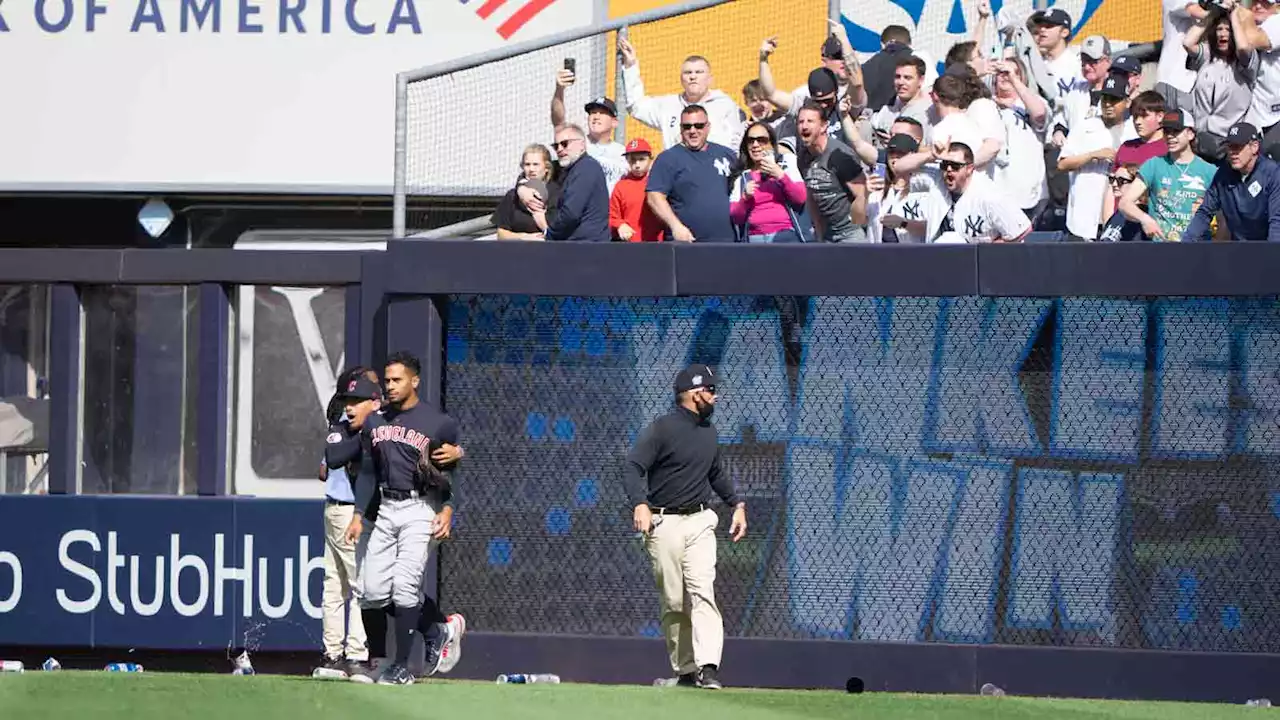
[624,138,653,155]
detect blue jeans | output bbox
[747,229,802,244]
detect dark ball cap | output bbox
[673,363,717,394]
[807,67,839,98]
[338,375,381,401]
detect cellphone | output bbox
[873,162,887,179]
[564,57,576,74]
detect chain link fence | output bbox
[438,294,1280,652]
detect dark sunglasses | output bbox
[746,135,771,144]
[681,122,708,130]
[552,139,577,150]
[1108,175,1133,186]
[939,160,970,173]
[700,385,717,395]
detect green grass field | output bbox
[0,672,1263,720]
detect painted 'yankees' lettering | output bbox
[370,424,431,454]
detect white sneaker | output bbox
[436,613,466,674]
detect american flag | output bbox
[463,0,559,40]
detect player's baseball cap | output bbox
[1161,109,1194,133]
[624,138,653,156]
[1226,121,1261,145]
[808,67,839,98]
[673,364,716,394]
[1111,56,1142,75]
[886,133,919,153]
[584,97,618,117]
[821,35,844,59]
[338,375,381,401]
[1098,73,1128,99]
[1031,8,1072,28]
[1080,35,1111,60]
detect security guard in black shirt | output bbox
[624,363,746,691]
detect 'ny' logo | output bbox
[964,215,986,236]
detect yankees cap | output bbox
[673,364,716,394]
[1031,8,1072,28]
[585,97,618,117]
[1227,122,1261,145]
[1111,56,1142,75]
[1098,73,1128,99]
[338,375,381,401]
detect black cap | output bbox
[584,96,618,117]
[1162,109,1193,133]
[886,133,919,153]
[821,34,844,59]
[1111,56,1141,75]
[1031,8,1072,28]
[1099,73,1128,99]
[338,375,381,401]
[1227,121,1261,145]
[673,363,716,394]
[807,67,839,97]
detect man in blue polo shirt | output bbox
[1185,122,1280,242]
[646,104,740,242]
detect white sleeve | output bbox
[1264,15,1280,50]
[621,62,666,130]
[1163,0,1191,17]
[970,99,1006,142]
[986,193,1032,240]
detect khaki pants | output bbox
[322,501,367,661]
[644,508,723,674]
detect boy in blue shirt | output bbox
[645,105,740,242]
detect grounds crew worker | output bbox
[624,363,746,691]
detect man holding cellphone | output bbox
[550,58,628,193]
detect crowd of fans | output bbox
[491,0,1280,243]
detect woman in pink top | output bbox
[728,121,808,242]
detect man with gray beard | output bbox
[545,123,610,241]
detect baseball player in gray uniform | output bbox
[343,352,464,685]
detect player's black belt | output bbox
[381,487,422,501]
[325,498,353,507]
[650,503,707,515]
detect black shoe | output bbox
[312,655,348,680]
[347,659,380,684]
[423,623,447,677]
[377,663,415,686]
[696,665,722,690]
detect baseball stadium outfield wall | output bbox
[1,243,1280,702]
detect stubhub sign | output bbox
[0,0,597,193]
[0,496,326,650]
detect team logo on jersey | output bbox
[964,215,986,236]
[714,157,732,176]
[468,0,558,40]
[327,432,343,444]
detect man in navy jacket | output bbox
[1185,122,1280,242]
[545,124,610,241]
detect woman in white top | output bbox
[991,54,1050,219]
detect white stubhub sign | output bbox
[0,0,594,193]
